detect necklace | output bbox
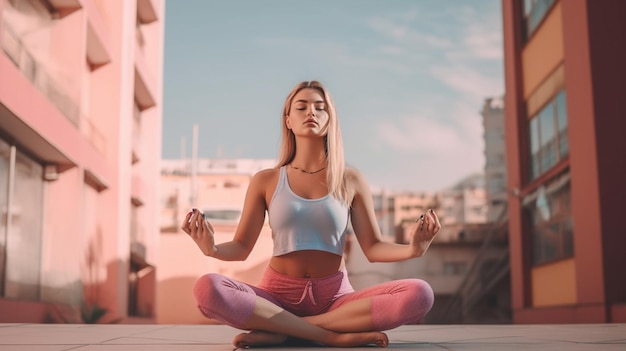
[290,164,327,174]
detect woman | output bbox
[181,80,441,348]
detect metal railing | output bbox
[434,203,511,323]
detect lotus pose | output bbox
[181,80,441,348]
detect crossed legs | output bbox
[193,273,434,348]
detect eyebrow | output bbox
[294,99,325,104]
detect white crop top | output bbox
[268,166,350,257]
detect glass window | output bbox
[539,103,557,172]
[556,91,569,159]
[4,148,44,300]
[524,0,557,38]
[0,139,10,295]
[529,117,541,180]
[526,177,573,266]
[527,90,568,181]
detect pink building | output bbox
[0,0,164,323]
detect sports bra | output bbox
[268,166,350,257]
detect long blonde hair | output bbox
[277,81,348,204]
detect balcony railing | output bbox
[1,22,80,127]
[433,203,511,324]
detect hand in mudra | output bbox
[181,208,216,256]
[409,209,441,257]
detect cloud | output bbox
[464,23,503,60]
[430,64,503,101]
[378,115,466,154]
[365,17,452,49]
[373,97,488,192]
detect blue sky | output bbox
[162,0,504,192]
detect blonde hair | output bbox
[277,80,348,204]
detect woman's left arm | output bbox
[349,169,441,262]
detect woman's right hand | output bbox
[181,208,217,256]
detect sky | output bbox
[162,0,504,193]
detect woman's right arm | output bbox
[181,169,271,261]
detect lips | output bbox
[304,119,318,126]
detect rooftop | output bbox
[0,323,625,350]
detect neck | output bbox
[291,138,327,170]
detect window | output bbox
[0,139,44,300]
[202,209,242,224]
[523,173,573,266]
[0,139,10,295]
[528,90,568,181]
[524,0,556,39]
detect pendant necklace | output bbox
[290,164,327,174]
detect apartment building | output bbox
[502,0,626,323]
[482,97,507,223]
[0,0,164,323]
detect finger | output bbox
[181,211,193,233]
[427,208,438,220]
[428,209,441,233]
[425,210,436,233]
[417,214,425,231]
[190,210,202,235]
[204,216,215,234]
[426,218,434,233]
[427,220,436,233]
[433,223,441,234]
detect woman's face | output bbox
[286,88,329,137]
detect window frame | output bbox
[523,0,558,41]
[0,137,45,300]
[523,173,573,266]
[527,89,568,182]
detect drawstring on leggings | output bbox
[296,281,317,305]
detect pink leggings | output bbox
[193,266,434,331]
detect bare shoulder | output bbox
[345,166,367,185]
[250,167,279,189]
[251,167,281,205]
[253,167,279,181]
[344,166,370,197]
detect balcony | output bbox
[134,45,156,111]
[47,0,81,18]
[137,0,159,25]
[0,52,111,187]
[131,104,141,164]
[82,0,112,69]
[131,175,146,206]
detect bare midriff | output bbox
[269,250,345,278]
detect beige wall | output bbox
[531,258,577,307]
[522,2,564,99]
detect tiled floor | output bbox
[0,323,625,350]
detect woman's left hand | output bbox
[409,209,441,257]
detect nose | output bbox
[307,107,316,117]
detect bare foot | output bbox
[233,330,287,348]
[330,331,389,348]
[233,330,388,349]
